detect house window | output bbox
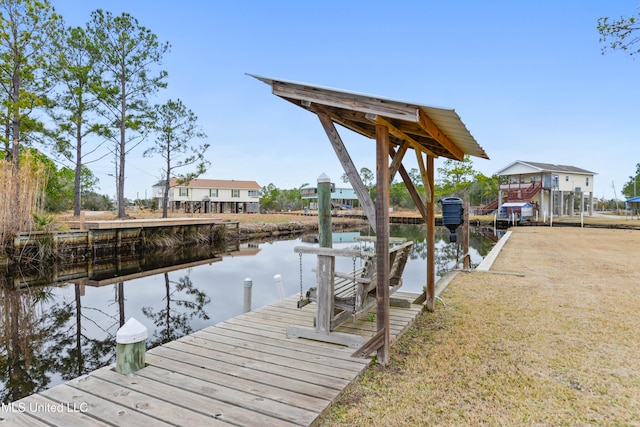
[248,190,259,197]
[586,177,589,186]
[210,188,218,197]
[530,176,536,182]
[511,177,517,184]
[179,188,188,197]
[519,176,525,183]
[565,176,569,182]
[232,189,240,198]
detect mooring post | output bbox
[274,274,285,300]
[316,173,334,334]
[243,277,253,312]
[318,173,333,248]
[116,318,147,374]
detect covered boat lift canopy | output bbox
[626,195,640,219]
[250,74,489,364]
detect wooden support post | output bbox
[116,318,147,375]
[375,124,390,365]
[316,174,334,334]
[426,154,436,311]
[287,179,365,347]
[463,202,470,270]
[318,174,332,249]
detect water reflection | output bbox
[0,224,497,403]
[142,273,211,347]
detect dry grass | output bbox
[322,227,640,426]
[1,154,47,242]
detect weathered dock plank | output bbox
[142,353,330,413]
[64,369,227,426]
[154,341,353,389]
[212,319,371,362]
[178,334,362,378]
[145,350,340,401]
[192,328,367,369]
[0,407,52,426]
[13,394,112,426]
[90,367,298,426]
[125,365,315,425]
[8,292,424,426]
[40,383,175,427]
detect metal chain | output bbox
[298,252,304,301]
[352,256,357,314]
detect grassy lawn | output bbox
[320,226,640,426]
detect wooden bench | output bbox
[287,240,414,346]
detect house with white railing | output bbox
[152,178,261,214]
[493,161,596,218]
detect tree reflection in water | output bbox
[0,286,57,403]
[143,272,211,347]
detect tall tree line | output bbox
[0,0,209,230]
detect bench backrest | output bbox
[359,241,414,287]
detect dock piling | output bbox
[116,318,147,374]
[274,274,285,300]
[244,277,253,312]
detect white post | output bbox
[274,274,285,300]
[243,277,253,313]
[116,318,147,374]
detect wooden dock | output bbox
[3,292,423,426]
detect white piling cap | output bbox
[116,318,148,344]
[317,173,330,183]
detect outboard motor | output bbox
[439,197,464,243]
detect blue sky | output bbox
[51,0,640,201]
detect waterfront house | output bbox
[301,186,359,210]
[152,178,261,214]
[492,161,596,218]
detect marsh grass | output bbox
[0,153,47,246]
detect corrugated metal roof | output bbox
[248,74,488,161]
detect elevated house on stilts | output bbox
[250,74,489,365]
[482,161,597,219]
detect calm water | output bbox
[0,224,499,403]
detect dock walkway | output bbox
[4,292,423,426]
